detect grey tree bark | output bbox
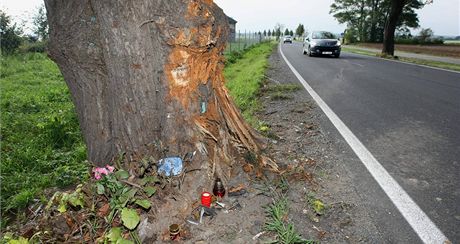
[45,0,267,179]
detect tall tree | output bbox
[382,0,406,55]
[289,30,294,36]
[284,28,290,36]
[330,0,424,43]
[0,10,22,54]
[263,30,267,36]
[267,29,271,37]
[45,0,272,209]
[295,24,305,37]
[33,5,48,40]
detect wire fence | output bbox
[225,31,274,53]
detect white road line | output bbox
[279,44,450,244]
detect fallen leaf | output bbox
[97,203,110,217]
[242,164,253,173]
[229,184,245,193]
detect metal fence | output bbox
[225,31,273,53]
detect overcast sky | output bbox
[1,0,459,36]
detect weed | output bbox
[305,191,326,215]
[264,195,316,244]
[264,84,302,93]
[271,92,292,100]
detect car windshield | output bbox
[312,32,335,39]
[285,36,291,38]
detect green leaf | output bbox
[107,227,122,242]
[144,186,156,197]
[68,194,84,208]
[96,183,105,195]
[134,199,151,209]
[138,176,159,186]
[116,239,134,244]
[8,237,29,244]
[313,199,325,215]
[121,208,140,230]
[115,170,129,180]
[118,188,138,207]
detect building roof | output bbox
[227,16,237,24]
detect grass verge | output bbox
[224,41,276,126]
[342,47,460,72]
[0,53,88,219]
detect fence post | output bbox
[238,30,241,51]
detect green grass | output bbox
[0,53,88,217]
[342,47,460,72]
[224,42,276,126]
[264,194,316,244]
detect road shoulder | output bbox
[258,44,385,242]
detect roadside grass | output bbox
[264,189,316,244]
[263,84,302,101]
[342,47,460,72]
[0,53,88,219]
[224,41,276,126]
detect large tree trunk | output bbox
[45,0,265,180]
[382,0,406,55]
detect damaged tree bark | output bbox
[45,0,267,179]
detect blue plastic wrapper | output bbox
[157,157,183,177]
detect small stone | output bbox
[436,197,442,202]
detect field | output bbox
[357,42,460,58]
[0,53,88,219]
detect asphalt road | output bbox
[280,42,460,243]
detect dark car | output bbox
[302,31,341,58]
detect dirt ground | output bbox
[358,43,460,58]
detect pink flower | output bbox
[106,165,115,173]
[95,167,109,175]
[92,165,115,180]
[93,172,102,180]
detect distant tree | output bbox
[33,5,48,41]
[275,28,281,40]
[263,30,267,36]
[284,28,290,36]
[267,29,272,37]
[295,24,305,37]
[330,0,424,43]
[289,30,294,36]
[417,28,433,42]
[0,10,22,54]
[395,27,411,38]
[274,23,284,40]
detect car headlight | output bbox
[335,41,341,46]
[310,41,317,47]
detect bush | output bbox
[395,38,444,45]
[225,50,243,64]
[20,41,47,53]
